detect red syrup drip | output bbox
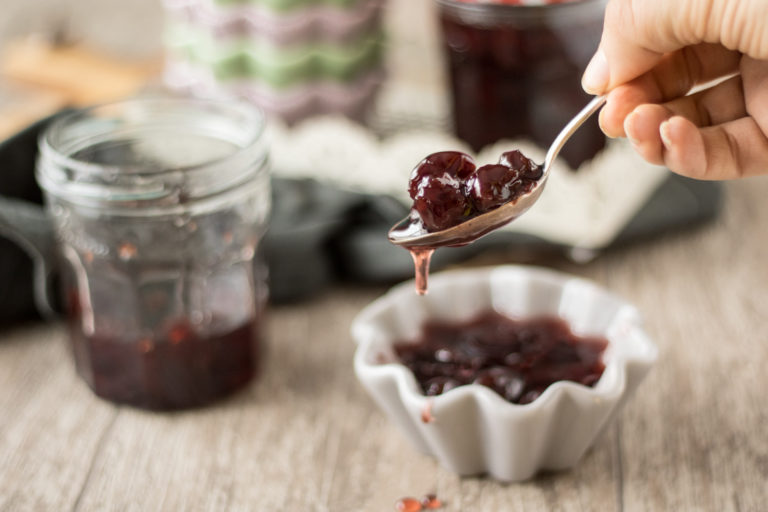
[410,248,435,295]
[420,399,435,424]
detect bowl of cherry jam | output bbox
[352,265,657,481]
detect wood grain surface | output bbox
[1,0,767,510]
[2,177,767,511]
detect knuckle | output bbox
[678,0,715,43]
[679,47,704,90]
[722,131,745,178]
[708,0,768,58]
[702,129,743,180]
[737,8,768,58]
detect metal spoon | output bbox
[388,95,607,248]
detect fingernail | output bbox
[582,49,609,95]
[660,120,673,149]
[598,109,615,138]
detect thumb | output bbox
[582,0,768,95]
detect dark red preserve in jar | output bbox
[37,98,270,410]
[436,0,607,168]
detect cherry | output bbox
[392,312,607,405]
[424,376,461,396]
[405,149,542,233]
[466,163,522,213]
[408,151,476,232]
[472,366,525,402]
[499,150,543,180]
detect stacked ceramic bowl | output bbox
[163,0,386,122]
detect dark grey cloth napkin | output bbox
[0,112,722,325]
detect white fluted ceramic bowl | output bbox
[352,265,657,482]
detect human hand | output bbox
[581,0,768,180]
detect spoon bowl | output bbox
[389,95,607,248]
[389,179,546,248]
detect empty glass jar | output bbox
[36,98,270,409]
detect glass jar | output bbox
[436,0,607,169]
[36,98,270,410]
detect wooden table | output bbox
[2,1,768,510]
[2,176,767,511]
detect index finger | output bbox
[600,43,740,137]
[583,0,768,95]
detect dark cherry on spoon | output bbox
[391,149,543,295]
[389,95,606,294]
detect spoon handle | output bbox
[544,95,607,171]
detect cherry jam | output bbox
[438,0,607,168]
[393,310,607,405]
[408,150,542,233]
[66,291,260,410]
[397,150,541,295]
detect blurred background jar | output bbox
[36,97,270,410]
[436,0,607,169]
[162,0,387,123]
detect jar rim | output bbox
[436,0,606,7]
[36,96,268,211]
[39,96,265,180]
[436,0,607,24]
